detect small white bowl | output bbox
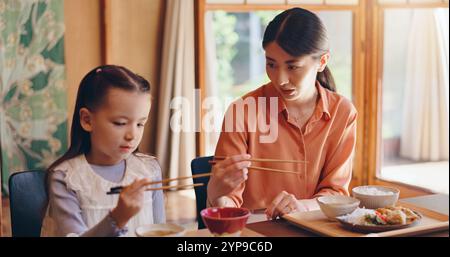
[352,185,400,209]
[317,195,360,220]
[135,223,186,237]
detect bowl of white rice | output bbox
[352,185,399,209]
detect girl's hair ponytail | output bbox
[316,66,336,92]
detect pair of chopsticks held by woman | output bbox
[43,8,356,237]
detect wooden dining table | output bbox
[185,194,449,237]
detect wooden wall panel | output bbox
[105,0,165,155]
[65,0,165,154]
[64,0,103,134]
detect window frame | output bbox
[365,0,449,196]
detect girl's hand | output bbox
[265,191,309,220]
[207,154,251,205]
[110,178,151,228]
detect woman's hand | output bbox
[110,178,150,228]
[207,154,251,206]
[265,191,309,220]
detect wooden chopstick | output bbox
[212,156,308,164]
[146,183,204,191]
[107,161,300,195]
[107,183,204,195]
[109,172,211,193]
[205,164,299,174]
[145,173,211,186]
[249,166,299,174]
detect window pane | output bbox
[409,0,443,3]
[206,0,245,4]
[380,8,449,194]
[325,0,358,5]
[378,0,407,4]
[317,11,353,100]
[204,10,353,154]
[287,0,324,4]
[247,0,285,4]
[378,0,443,4]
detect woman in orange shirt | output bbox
[207,7,357,220]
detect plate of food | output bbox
[336,206,422,233]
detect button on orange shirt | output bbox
[214,82,357,210]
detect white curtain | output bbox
[204,12,222,156]
[155,0,196,186]
[400,9,449,161]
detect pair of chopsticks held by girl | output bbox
[44,7,356,237]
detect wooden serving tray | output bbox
[283,201,449,237]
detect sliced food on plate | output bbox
[336,206,422,232]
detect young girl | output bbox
[46,65,165,236]
[207,8,357,220]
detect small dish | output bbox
[135,223,186,237]
[317,195,360,220]
[336,210,422,233]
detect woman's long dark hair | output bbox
[262,8,336,92]
[47,65,151,173]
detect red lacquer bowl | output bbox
[200,207,251,237]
